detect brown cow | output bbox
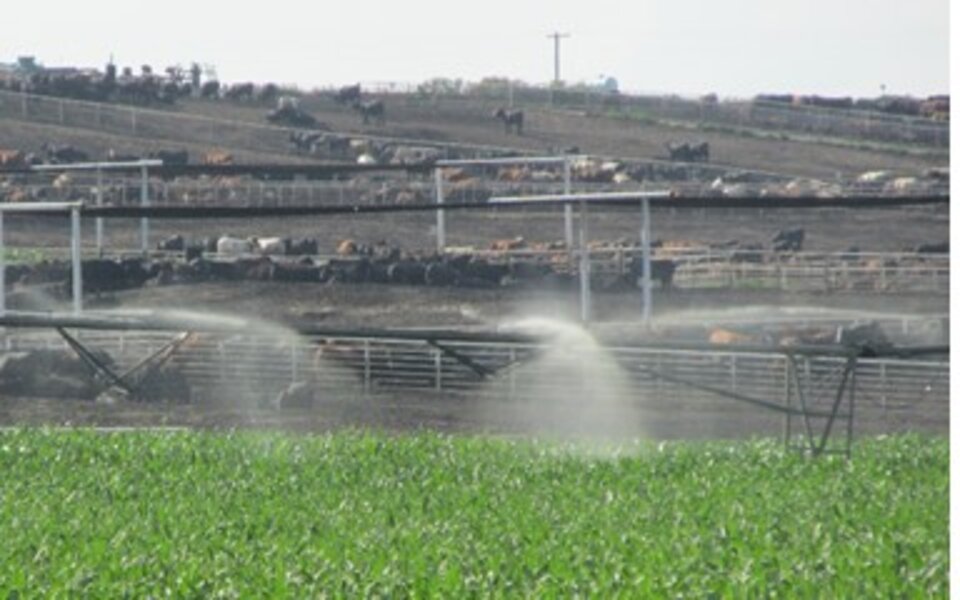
[708,328,757,345]
[489,237,527,251]
[0,149,25,167]
[443,167,473,182]
[775,327,837,347]
[337,239,359,255]
[496,166,530,182]
[202,150,234,165]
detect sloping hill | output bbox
[0,89,947,179]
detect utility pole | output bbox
[546,32,571,84]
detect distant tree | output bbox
[189,63,202,89]
[166,65,185,84]
[417,77,464,96]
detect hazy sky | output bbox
[2,0,950,98]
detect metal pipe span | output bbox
[2,195,948,219]
[0,311,947,359]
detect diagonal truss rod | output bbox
[630,358,845,418]
[57,327,134,394]
[57,328,194,399]
[785,355,859,457]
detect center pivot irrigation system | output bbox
[0,310,947,457]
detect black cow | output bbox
[457,259,510,288]
[771,228,805,252]
[665,141,709,162]
[287,238,319,255]
[157,234,185,251]
[353,100,386,125]
[324,258,370,283]
[493,108,524,135]
[41,143,89,164]
[914,241,948,254]
[387,260,426,285]
[627,257,677,290]
[335,84,362,105]
[425,261,459,286]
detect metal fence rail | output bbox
[3,176,947,208]
[1,330,947,426]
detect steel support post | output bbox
[641,198,652,325]
[140,165,149,254]
[0,211,5,315]
[845,364,857,458]
[563,157,573,251]
[578,200,591,323]
[435,168,445,252]
[70,207,82,314]
[783,357,792,448]
[789,355,817,452]
[95,167,104,256]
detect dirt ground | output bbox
[180,97,947,179]
[1,94,948,181]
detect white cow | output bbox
[216,236,254,255]
[256,237,287,255]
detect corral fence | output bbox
[371,83,950,149]
[4,238,949,296]
[3,174,947,208]
[0,88,524,162]
[1,329,947,431]
[454,247,950,295]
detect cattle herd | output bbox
[755,93,950,121]
[1,224,947,313]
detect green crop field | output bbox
[0,430,947,597]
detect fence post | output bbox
[563,157,573,251]
[130,107,137,135]
[880,362,888,418]
[290,343,299,383]
[730,355,738,392]
[435,168,445,252]
[70,207,82,315]
[58,99,65,124]
[0,211,5,316]
[95,167,104,256]
[363,340,371,393]
[434,349,443,391]
[508,348,517,399]
[140,165,150,254]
